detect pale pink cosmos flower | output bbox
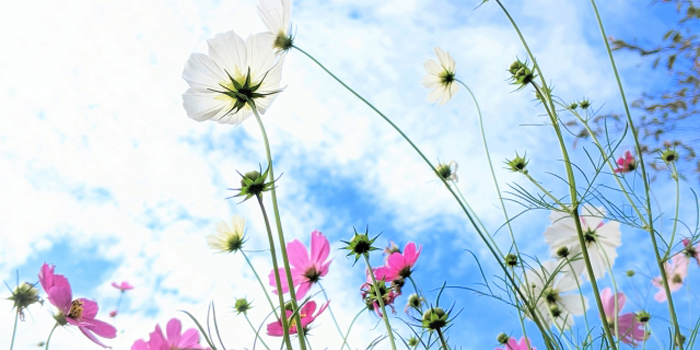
[38,263,117,348]
[614,151,636,174]
[374,242,421,282]
[111,281,134,292]
[682,238,700,266]
[495,337,536,350]
[268,230,332,300]
[653,253,690,302]
[267,300,329,336]
[600,287,647,346]
[131,318,209,350]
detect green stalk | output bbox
[292,44,556,347]
[318,282,351,350]
[436,328,449,350]
[10,310,18,350]
[256,194,293,349]
[241,250,279,319]
[564,258,592,342]
[587,1,683,346]
[245,313,271,350]
[250,104,307,350]
[45,323,58,350]
[363,253,397,350]
[665,162,681,260]
[340,309,364,350]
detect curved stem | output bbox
[256,194,293,350]
[587,0,682,347]
[340,309,364,350]
[45,323,58,350]
[363,253,397,350]
[241,250,279,319]
[10,310,19,350]
[245,313,271,350]
[666,163,681,260]
[523,171,568,210]
[251,104,307,350]
[318,282,351,350]
[436,328,449,350]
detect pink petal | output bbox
[79,298,99,320]
[517,337,536,350]
[403,242,419,264]
[178,328,201,347]
[83,318,117,339]
[654,289,667,302]
[47,286,72,313]
[295,281,312,300]
[286,240,310,269]
[267,320,284,336]
[166,318,183,345]
[310,230,330,264]
[38,263,55,292]
[79,326,112,349]
[131,339,148,350]
[600,287,613,316]
[300,300,317,316]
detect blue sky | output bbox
[0,0,697,349]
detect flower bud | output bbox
[636,310,651,323]
[408,336,419,347]
[505,153,529,173]
[234,298,252,315]
[421,307,448,331]
[556,246,570,258]
[8,282,40,319]
[505,253,518,267]
[579,99,591,109]
[233,165,275,202]
[497,332,510,344]
[626,270,635,277]
[661,149,679,163]
[341,227,380,265]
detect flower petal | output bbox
[207,30,247,79]
[310,230,330,265]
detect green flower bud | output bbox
[407,336,419,347]
[341,227,381,265]
[505,153,529,173]
[421,307,448,331]
[8,282,39,316]
[661,149,679,163]
[556,246,570,258]
[233,165,275,202]
[497,332,510,344]
[505,253,518,267]
[408,293,423,309]
[234,298,252,315]
[626,270,635,277]
[569,102,578,109]
[579,99,591,109]
[636,310,651,323]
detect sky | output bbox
[0,0,697,349]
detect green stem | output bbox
[587,1,682,346]
[363,253,397,350]
[408,276,426,314]
[666,163,681,260]
[564,257,591,342]
[523,171,569,210]
[10,310,18,350]
[245,313,271,350]
[340,309,364,350]
[293,44,555,347]
[241,250,279,319]
[250,104,307,350]
[256,194,293,350]
[45,323,58,350]
[436,328,449,350]
[318,282,351,350]
[450,180,502,256]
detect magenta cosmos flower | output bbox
[131,318,210,350]
[652,253,689,302]
[268,230,332,300]
[600,288,647,346]
[495,337,536,350]
[38,263,116,348]
[614,151,636,174]
[111,281,134,292]
[374,242,422,282]
[267,300,329,336]
[682,238,700,266]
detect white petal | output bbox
[208,30,247,79]
[182,53,227,92]
[560,294,588,316]
[423,59,442,75]
[426,87,443,103]
[182,88,230,122]
[257,0,291,36]
[246,33,277,79]
[422,74,440,88]
[434,47,455,72]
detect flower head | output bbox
[208,215,247,253]
[269,230,332,300]
[544,204,621,281]
[614,151,636,174]
[182,30,284,125]
[341,226,381,264]
[682,238,700,266]
[361,277,399,318]
[661,148,679,163]
[422,47,458,105]
[652,253,689,302]
[508,59,536,90]
[267,300,329,336]
[38,263,116,348]
[505,153,529,173]
[600,288,647,346]
[8,281,40,320]
[131,318,210,350]
[435,161,458,182]
[495,337,536,350]
[257,0,294,51]
[111,281,134,292]
[374,242,421,284]
[234,297,252,315]
[421,307,448,331]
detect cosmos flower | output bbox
[422,47,458,105]
[614,151,636,174]
[269,230,332,300]
[544,204,621,281]
[600,287,647,346]
[111,281,134,292]
[38,263,116,348]
[207,214,246,253]
[257,0,293,51]
[682,238,700,266]
[435,161,458,182]
[495,337,536,350]
[131,318,209,350]
[521,260,588,330]
[374,242,421,283]
[182,30,284,125]
[652,253,689,302]
[267,300,329,336]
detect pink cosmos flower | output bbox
[495,337,536,350]
[652,254,690,302]
[360,281,398,317]
[131,318,210,350]
[374,242,421,282]
[682,238,700,266]
[38,263,117,348]
[614,151,636,173]
[268,230,332,300]
[267,300,329,336]
[111,281,134,292]
[600,288,647,346]
[109,310,117,318]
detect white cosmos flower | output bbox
[422,47,458,105]
[544,204,621,281]
[522,260,588,330]
[258,0,293,51]
[182,30,284,125]
[207,215,246,253]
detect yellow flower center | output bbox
[68,299,84,319]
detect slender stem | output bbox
[340,309,364,350]
[603,250,621,349]
[318,282,351,350]
[450,180,503,256]
[363,254,397,350]
[245,313,271,350]
[250,104,307,350]
[436,328,449,350]
[523,171,569,210]
[256,195,293,350]
[587,0,682,346]
[564,257,591,342]
[509,268,532,350]
[293,44,555,347]
[45,323,58,350]
[666,163,681,260]
[408,276,426,314]
[10,310,19,350]
[114,292,124,317]
[241,250,279,319]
